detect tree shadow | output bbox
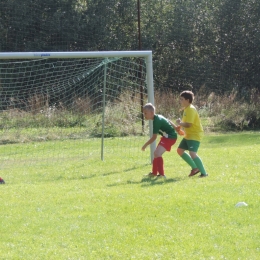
[102,170,121,176]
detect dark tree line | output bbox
[0,0,260,98]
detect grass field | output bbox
[1,132,260,259]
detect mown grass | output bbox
[1,132,260,259]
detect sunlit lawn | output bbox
[1,132,260,259]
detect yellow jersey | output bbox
[182,104,203,141]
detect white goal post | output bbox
[0,51,156,163]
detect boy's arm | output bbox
[141,134,157,151]
[168,120,185,135]
[176,118,192,128]
[168,119,179,129]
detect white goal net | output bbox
[0,51,155,169]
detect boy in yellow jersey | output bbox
[170,90,208,178]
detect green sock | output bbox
[181,153,197,169]
[193,156,207,175]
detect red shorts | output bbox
[158,136,177,151]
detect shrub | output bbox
[2,89,260,142]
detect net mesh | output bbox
[0,56,150,168]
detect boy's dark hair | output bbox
[180,90,194,103]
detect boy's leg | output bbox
[152,157,158,175]
[178,139,199,176]
[178,139,197,168]
[179,151,197,169]
[155,137,176,176]
[188,140,207,176]
[193,156,207,175]
[157,157,164,175]
[154,145,166,176]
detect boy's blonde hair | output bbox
[143,103,155,112]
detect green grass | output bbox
[1,132,260,259]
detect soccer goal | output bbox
[0,51,155,169]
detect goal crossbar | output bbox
[0,51,156,161]
[0,51,153,60]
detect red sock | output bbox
[152,158,158,175]
[157,157,164,175]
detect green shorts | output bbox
[178,138,200,152]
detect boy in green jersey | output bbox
[170,90,208,178]
[141,103,178,178]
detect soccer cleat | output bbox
[0,178,5,184]
[144,172,157,178]
[188,168,200,177]
[199,174,208,178]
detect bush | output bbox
[2,89,260,143]
[196,90,260,130]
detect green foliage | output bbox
[213,104,260,131]
[195,91,260,131]
[90,123,122,138]
[1,133,260,259]
[1,0,260,95]
[90,96,147,137]
[2,90,260,147]
[0,109,87,129]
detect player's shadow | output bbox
[140,176,182,186]
[107,176,182,187]
[101,164,150,178]
[123,164,151,173]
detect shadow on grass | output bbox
[123,164,150,173]
[26,164,152,184]
[102,170,121,176]
[35,167,146,184]
[107,176,183,187]
[70,169,121,180]
[140,176,183,186]
[79,173,97,179]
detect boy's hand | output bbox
[176,125,185,136]
[141,144,147,151]
[176,118,181,124]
